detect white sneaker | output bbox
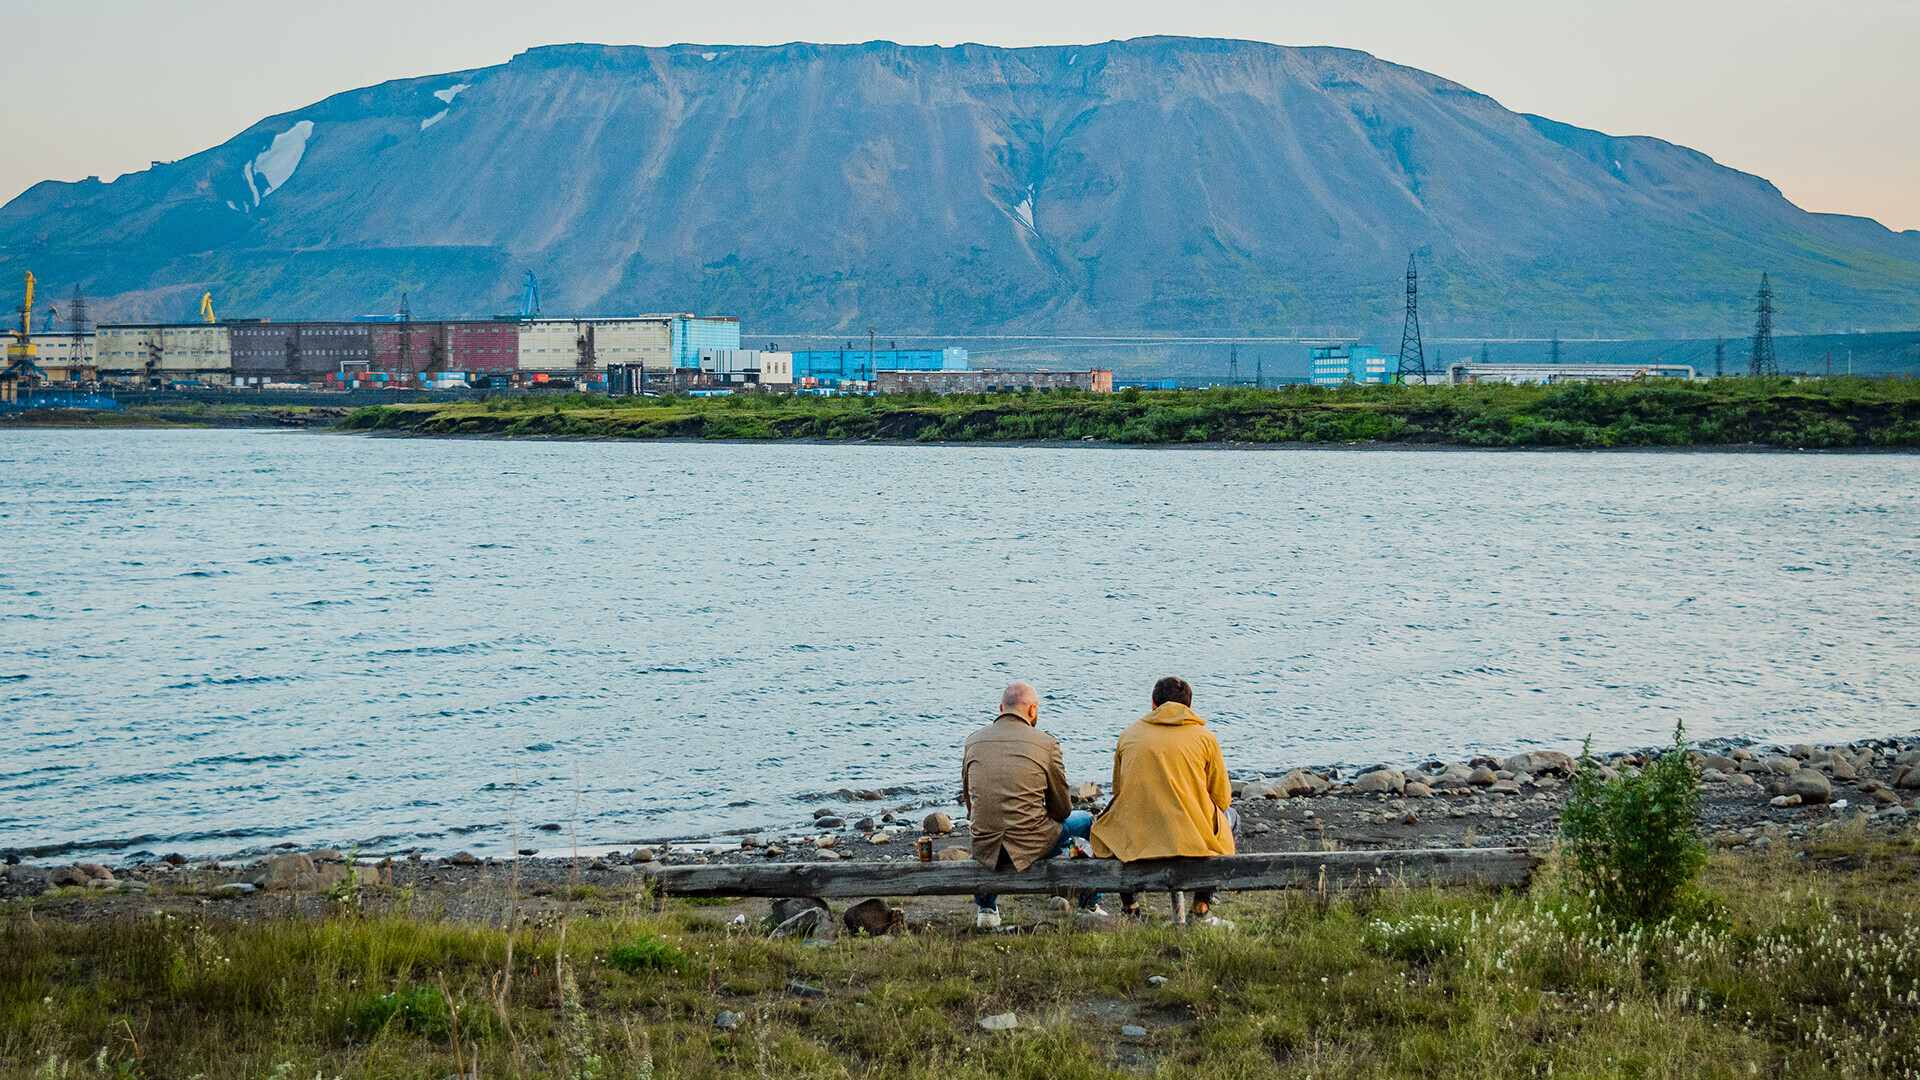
[975,908,1002,929]
[1082,904,1110,917]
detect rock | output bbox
[1703,754,1740,773]
[1895,749,1920,766]
[1352,770,1397,794]
[1,864,51,898]
[1467,766,1497,787]
[162,853,189,866]
[248,854,316,890]
[211,882,256,897]
[1786,769,1832,804]
[852,790,884,801]
[764,903,833,937]
[815,817,845,829]
[1727,773,1758,790]
[311,848,342,862]
[843,897,899,936]
[936,846,972,862]
[449,851,479,867]
[787,980,828,998]
[1147,975,1168,986]
[1712,832,1746,850]
[1250,822,1271,834]
[1770,794,1803,808]
[1869,788,1902,808]
[715,1010,743,1031]
[1894,767,1920,790]
[1069,781,1102,802]
[1241,782,1277,800]
[1488,780,1522,795]
[816,849,842,860]
[1701,768,1728,782]
[1121,1025,1149,1038]
[1825,755,1858,782]
[1046,895,1073,912]
[1737,759,1773,775]
[812,807,836,819]
[922,812,953,835]
[867,832,892,845]
[979,1013,1019,1031]
[1763,756,1799,775]
[1403,782,1433,798]
[50,865,89,888]
[856,817,877,832]
[770,897,828,925]
[1276,770,1316,797]
[1789,743,1815,759]
[631,848,655,863]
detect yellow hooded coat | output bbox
[1089,702,1235,861]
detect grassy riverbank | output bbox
[5,835,1916,1079]
[337,377,1920,448]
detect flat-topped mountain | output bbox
[3,37,1916,335]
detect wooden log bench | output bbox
[641,847,1540,909]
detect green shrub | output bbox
[1559,723,1706,925]
[607,936,690,974]
[349,984,450,1037]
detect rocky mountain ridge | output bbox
[2,37,1916,336]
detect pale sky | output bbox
[3,0,1915,231]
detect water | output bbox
[3,430,1917,860]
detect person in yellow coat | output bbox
[1090,676,1238,924]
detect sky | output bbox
[2,0,1915,231]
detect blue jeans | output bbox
[975,809,1096,911]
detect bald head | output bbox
[999,681,1039,724]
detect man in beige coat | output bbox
[960,681,1099,927]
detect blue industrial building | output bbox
[789,346,968,382]
[668,315,741,369]
[1310,344,1394,386]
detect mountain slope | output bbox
[2,37,1916,336]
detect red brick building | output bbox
[370,321,520,372]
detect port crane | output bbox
[199,292,216,324]
[2,271,47,398]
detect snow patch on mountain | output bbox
[245,120,314,205]
[421,110,449,130]
[432,83,471,104]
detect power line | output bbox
[1394,254,1427,383]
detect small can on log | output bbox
[917,836,933,862]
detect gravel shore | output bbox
[7,736,1916,924]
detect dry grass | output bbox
[4,835,1917,1079]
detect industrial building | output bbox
[876,369,1112,394]
[229,321,374,385]
[1310,345,1393,386]
[372,321,519,373]
[791,346,969,383]
[700,348,794,385]
[517,315,739,372]
[11,332,94,382]
[96,324,232,387]
[1448,361,1697,384]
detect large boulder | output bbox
[247,853,348,892]
[1893,766,1920,790]
[1467,766,1498,787]
[1786,769,1832,805]
[770,904,837,942]
[1,864,50,898]
[1351,770,1400,794]
[843,898,900,936]
[50,865,90,888]
[1276,771,1317,798]
[1824,754,1857,782]
[1763,756,1799,775]
[922,812,954,835]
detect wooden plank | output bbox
[640,848,1540,898]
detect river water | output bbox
[3,430,1916,860]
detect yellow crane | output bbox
[7,271,34,362]
[199,292,215,324]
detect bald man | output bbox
[959,681,1101,927]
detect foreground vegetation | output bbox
[5,835,1917,1079]
[338,376,1920,448]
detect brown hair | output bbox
[1151,676,1193,708]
